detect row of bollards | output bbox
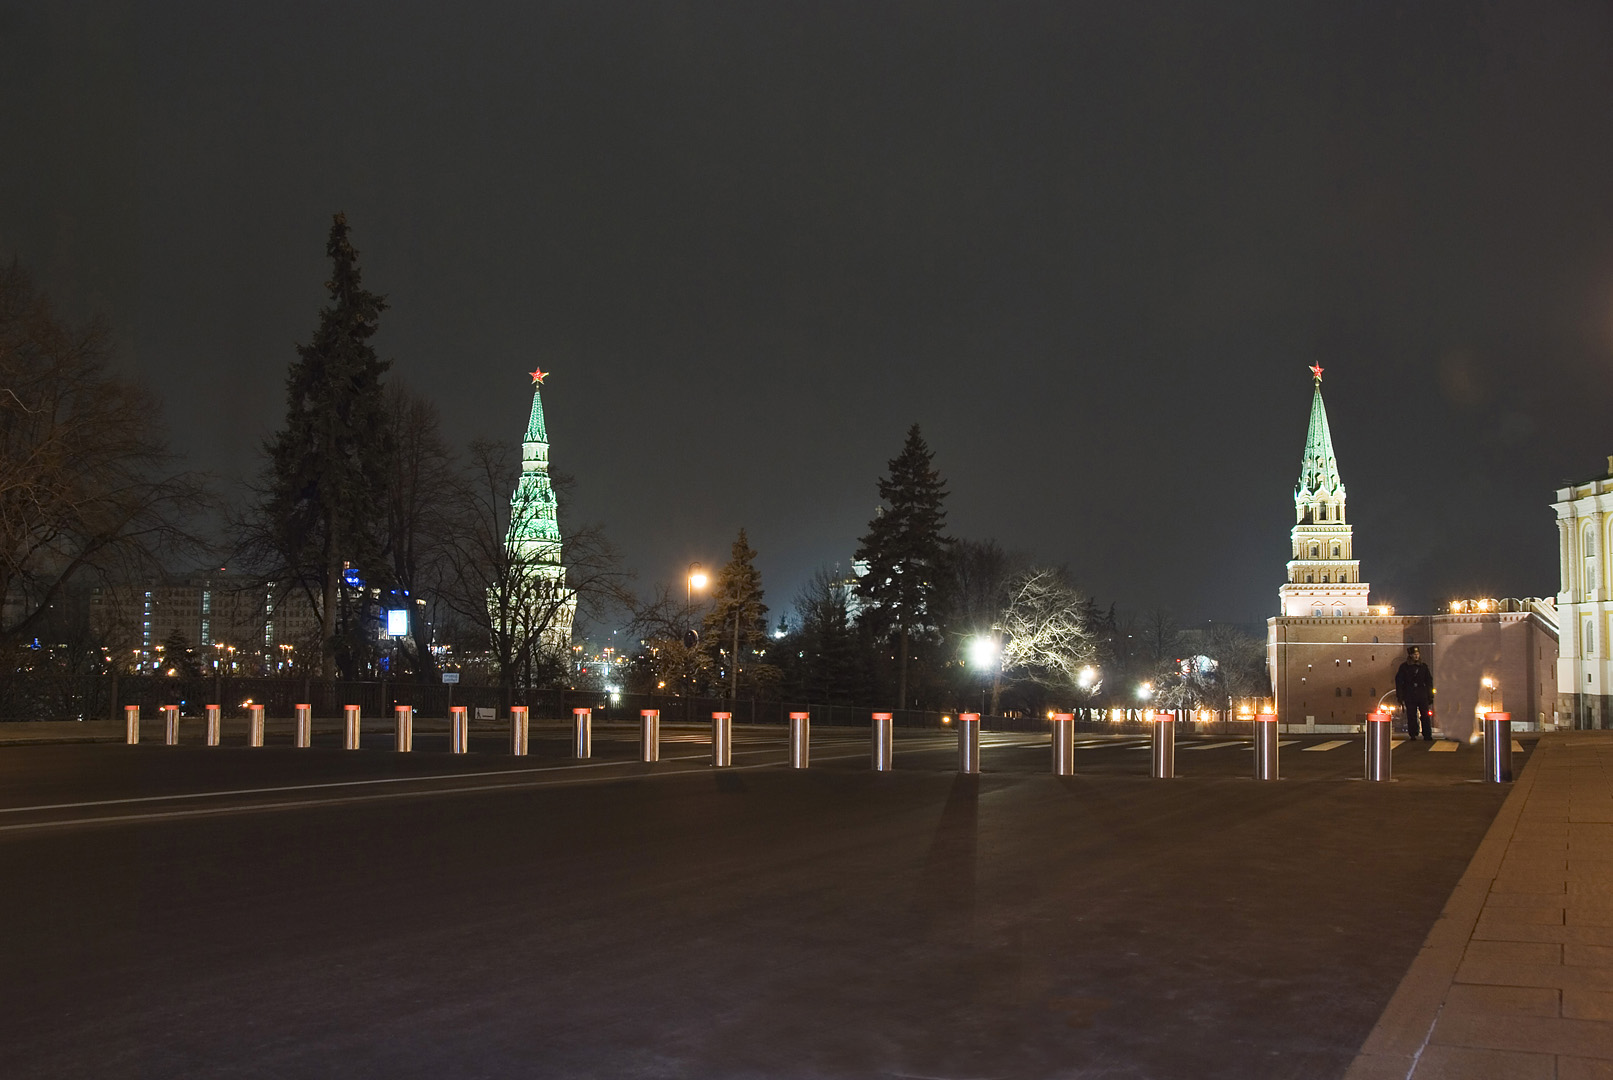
[121,703,1516,784]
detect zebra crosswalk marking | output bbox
[1185,741,1244,751]
[1302,740,1350,752]
[1429,741,1457,753]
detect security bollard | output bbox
[162,705,180,746]
[450,706,468,754]
[343,704,362,750]
[1052,712,1075,776]
[247,704,265,748]
[958,712,981,774]
[1483,711,1513,783]
[1150,710,1175,779]
[789,711,810,769]
[125,704,140,745]
[1254,712,1279,780]
[394,705,413,752]
[511,705,529,756]
[640,709,660,762]
[572,707,591,758]
[205,704,221,747]
[1365,710,1392,781]
[294,704,311,748]
[871,712,894,771]
[711,712,733,767]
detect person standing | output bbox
[1395,645,1435,741]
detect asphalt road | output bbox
[0,726,1522,1079]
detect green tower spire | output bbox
[507,368,562,555]
[1296,364,1343,501]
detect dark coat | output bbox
[1395,659,1434,706]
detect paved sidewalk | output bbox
[1347,730,1613,1079]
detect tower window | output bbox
[1309,542,1320,558]
[1331,543,1341,558]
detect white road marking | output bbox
[0,749,878,833]
[1185,741,1244,751]
[1302,740,1350,752]
[1512,740,1525,752]
[1277,740,1300,747]
[1429,741,1457,752]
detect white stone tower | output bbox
[1278,365,1372,617]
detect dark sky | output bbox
[4,1,1613,628]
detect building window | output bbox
[1587,619,1596,655]
[1331,543,1341,558]
[1346,687,1353,697]
[1334,687,1342,697]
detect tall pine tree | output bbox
[702,528,770,700]
[261,214,392,680]
[854,424,950,709]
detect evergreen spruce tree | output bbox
[261,214,392,680]
[854,424,950,709]
[702,528,770,700]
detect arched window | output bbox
[1306,573,1314,583]
[1345,687,1353,697]
[1309,542,1320,558]
[1586,523,1598,596]
[1334,687,1342,697]
[1331,543,1341,558]
[1587,619,1596,655]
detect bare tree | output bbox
[0,261,205,652]
[382,382,455,679]
[994,566,1099,711]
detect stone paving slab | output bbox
[1346,731,1613,1078]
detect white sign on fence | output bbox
[474,707,496,721]
[441,672,460,684]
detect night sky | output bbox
[4,1,1612,628]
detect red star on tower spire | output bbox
[529,368,549,386]
[1309,364,1324,383]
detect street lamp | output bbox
[1137,681,1153,701]
[969,635,1002,716]
[1481,676,1499,714]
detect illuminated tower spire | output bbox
[1278,366,1371,617]
[499,368,575,651]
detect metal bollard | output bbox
[343,704,362,750]
[1052,712,1075,775]
[958,712,981,774]
[640,709,660,762]
[572,707,591,759]
[1254,712,1279,780]
[1365,710,1392,781]
[247,704,265,747]
[205,704,221,747]
[294,703,311,748]
[1150,710,1175,778]
[511,705,529,757]
[789,711,810,769]
[450,706,468,754]
[394,705,413,752]
[125,704,140,745]
[711,712,733,767]
[1483,711,1513,783]
[871,712,894,771]
[162,705,180,746]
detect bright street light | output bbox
[1077,666,1097,690]
[1137,681,1153,700]
[969,635,1000,671]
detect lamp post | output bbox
[969,634,1002,717]
[685,563,708,717]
